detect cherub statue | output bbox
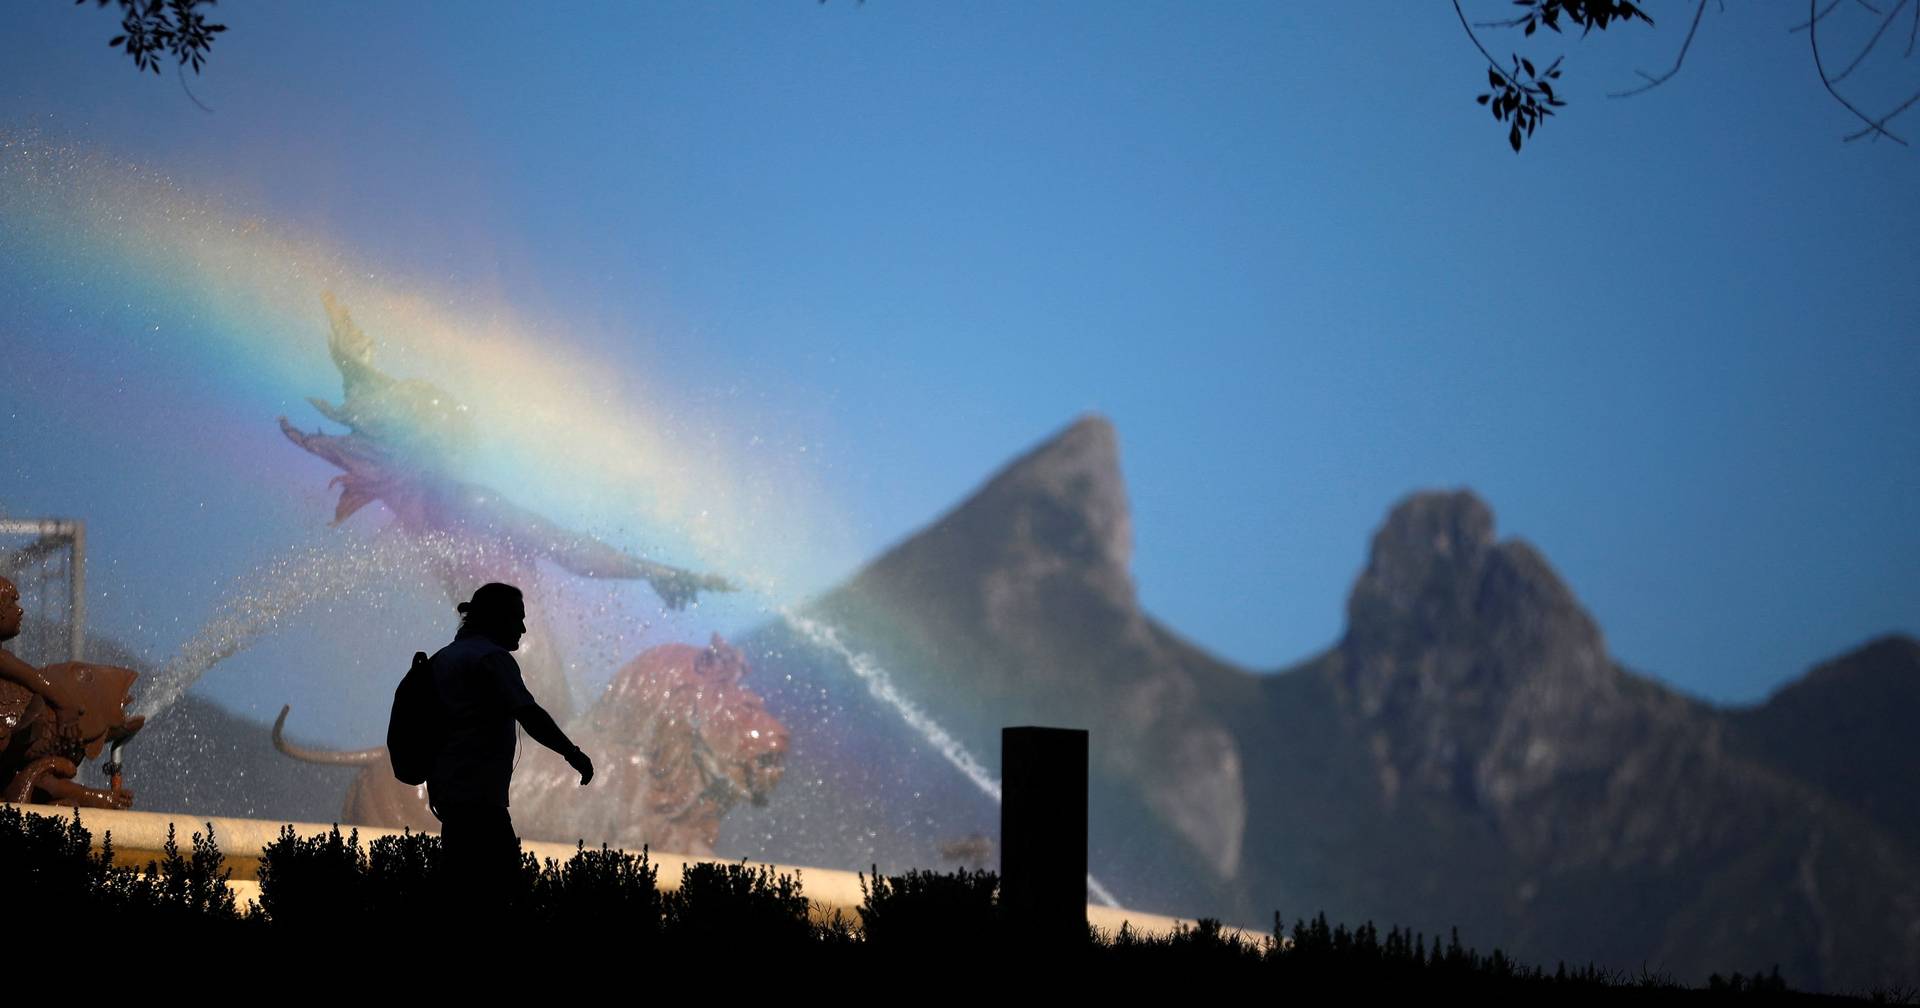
[0,576,143,808]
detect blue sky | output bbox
[3,2,1916,736]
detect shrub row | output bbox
[2,803,241,933]
[0,805,1863,998]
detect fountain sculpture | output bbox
[0,576,145,808]
[272,295,787,853]
[277,292,734,721]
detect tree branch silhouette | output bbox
[85,0,225,79]
[1457,0,1920,151]
[176,62,214,113]
[1454,0,1571,152]
[1826,0,1914,84]
[1811,0,1912,142]
[1609,0,1711,97]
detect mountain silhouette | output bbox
[1236,489,1920,991]
[726,418,1920,991]
[1726,636,1920,855]
[724,415,1243,903]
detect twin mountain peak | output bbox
[785,413,1919,991]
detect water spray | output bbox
[779,609,1122,908]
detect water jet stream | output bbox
[135,531,505,722]
[779,610,1122,908]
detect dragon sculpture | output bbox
[279,292,734,719]
[275,295,785,852]
[274,635,788,855]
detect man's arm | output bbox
[487,650,593,785]
[514,704,594,786]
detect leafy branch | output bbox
[1477,55,1567,152]
[1476,0,1653,37]
[1459,0,1920,150]
[1455,1,1611,152]
[86,0,226,76]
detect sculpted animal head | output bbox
[690,634,788,807]
[600,634,787,808]
[38,662,145,758]
[508,634,790,855]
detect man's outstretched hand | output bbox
[566,747,594,786]
[516,704,595,785]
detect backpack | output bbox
[387,651,445,786]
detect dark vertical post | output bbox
[1001,725,1088,947]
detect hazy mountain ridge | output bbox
[800,415,1245,877]
[721,415,1243,904]
[1724,636,1920,855]
[1244,490,1919,992]
[730,416,1919,991]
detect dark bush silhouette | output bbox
[117,821,240,924]
[1,805,244,933]
[365,828,443,914]
[664,860,811,947]
[8,807,1893,996]
[858,865,999,948]
[255,823,375,932]
[524,841,661,945]
[2,804,103,919]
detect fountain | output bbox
[0,574,145,808]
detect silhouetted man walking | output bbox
[428,582,593,917]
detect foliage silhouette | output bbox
[858,865,1000,948]
[255,823,374,932]
[1456,0,1920,150]
[523,841,663,946]
[85,0,225,75]
[10,807,1911,995]
[664,859,813,947]
[0,804,244,933]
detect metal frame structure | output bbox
[0,518,86,662]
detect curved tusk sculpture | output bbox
[271,706,389,766]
